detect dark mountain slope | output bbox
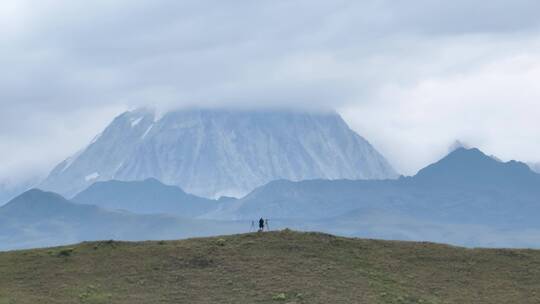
[72,178,219,217]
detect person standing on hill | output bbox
[258,217,264,232]
[265,218,269,231]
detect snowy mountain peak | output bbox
[40,108,397,198]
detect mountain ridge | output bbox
[209,147,540,226]
[0,188,245,251]
[412,147,540,188]
[3,146,540,250]
[72,178,219,217]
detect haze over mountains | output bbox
[3,146,540,250]
[39,108,397,199]
[2,108,540,250]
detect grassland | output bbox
[1,230,540,303]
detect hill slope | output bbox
[39,108,397,198]
[1,231,540,304]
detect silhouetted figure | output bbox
[258,217,264,232]
[265,219,269,231]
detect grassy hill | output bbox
[1,230,540,304]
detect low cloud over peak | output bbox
[1,0,540,181]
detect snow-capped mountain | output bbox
[40,108,397,198]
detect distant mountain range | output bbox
[210,148,540,224]
[39,108,397,198]
[72,178,219,217]
[3,147,540,250]
[0,189,245,251]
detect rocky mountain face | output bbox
[40,108,397,198]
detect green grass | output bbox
[1,230,540,303]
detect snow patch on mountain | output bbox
[141,125,153,139]
[131,117,143,127]
[85,172,100,181]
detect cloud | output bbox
[1,0,540,181]
[342,43,540,174]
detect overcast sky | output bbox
[1,0,540,185]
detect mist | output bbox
[1,0,540,183]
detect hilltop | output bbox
[1,230,540,303]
